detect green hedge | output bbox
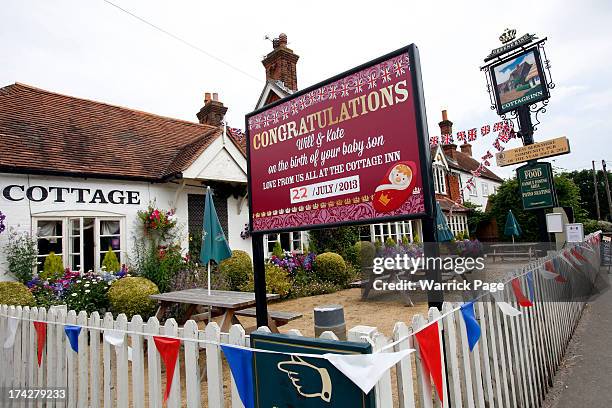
[108,277,159,319]
[0,282,35,306]
[241,263,292,298]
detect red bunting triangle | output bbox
[33,321,47,366]
[544,260,555,274]
[571,248,587,262]
[555,274,567,283]
[415,322,444,403]
[153,336,181,403]
[511,278,533,307]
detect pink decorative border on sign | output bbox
[248,53,411,131]
[253,192,425,231]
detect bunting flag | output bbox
[511,278,533,307]
[551,258,568,282]
[153,336,181,402]
[3,317,19,349]
[414,323,444,403]
[526,271,535,302]
[562,251,580,270]
[221,345,255,408]
[493,139,503,151]
[481,125,491,136]
[104,329,125,346]
[467,128,477,141]
[491,292,522,316]
[571,248,588,263]
[429,136,439,146]
[540,260,560,280]
[456,131,466,142]
[324,349,415,394]
[33,321,47,366]
[441,134,453,144]
[493,121,504,132]
[64,325,81,353]
[460,302,481,351]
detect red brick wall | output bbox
[447,173,462,203]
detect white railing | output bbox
[0,235,602,407]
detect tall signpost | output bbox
[483,29,559,242]
[246,44,439,325]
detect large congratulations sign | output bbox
[246,45,431,233]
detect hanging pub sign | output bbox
[251,331,376,407]
[481,29,553,117]
[489,47,550,115]
[517,162,556,210]
[245,45,432,233]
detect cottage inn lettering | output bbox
[2,184,141,205]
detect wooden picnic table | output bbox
[150,288,291,332]
[489,242,542,262]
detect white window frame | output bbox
[482,182,489,197]
[33,215,125,273]
[264,231,306,257]
[370,220,417,244]
[433,166,447,195]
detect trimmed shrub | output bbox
[40,252,64,281]
[272,241,283,258]
[314,252,349,286]
[108,277,159,319]
[241,263,292,298]
[384,237,397,248]
[102,247,121,273]
[0,281,35,306]
[354,241,376,268]
[219,250,253,291]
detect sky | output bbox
[2,0,611,179]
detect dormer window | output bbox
[433,166,447,194]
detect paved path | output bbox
[545,268,612,408]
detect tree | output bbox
[563,169,612,221]
[487,174,585,241]
[308,226,361,260]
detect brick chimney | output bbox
[439,110,453,138]
[442,144,458,160]
[197,92,227,127]
[460,143,473,157]
[262,33,299,91]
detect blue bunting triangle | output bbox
[460,302,481,351]
[64,325,81,353]
[526,271,535,302]
[221,345,255,408]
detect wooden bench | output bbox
[235,308,303,332]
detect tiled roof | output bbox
[437,196,470,213]
[444,148,504,183]
[0,83,221,181]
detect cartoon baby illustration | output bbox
[375,163,413,192]
[373,161,418,213]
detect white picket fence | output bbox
[0,236,602,408]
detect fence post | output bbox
[116,314,130,408]
[146,316,162,408]
[205,322,224,408]
[229,324,247,408]
[66,309,77,408]
[183,320,201,408]
[441,303,461,408]
[412,315,434,408]
[131,315,146,408]
[89,311,101,408]
[164,318,181,408]
[103,312,115,408]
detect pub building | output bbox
[0,85,250,277]
[0,34,505,279]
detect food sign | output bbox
[246,45,431,233]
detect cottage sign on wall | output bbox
[1,184,141,205]
[246,44,432,233]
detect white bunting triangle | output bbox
[491,292,522,316]
[3,318,19,349]
[539,266,559,280]
[323,349,414,394]
[104,329,125,346]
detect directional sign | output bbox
[496,137,570,167]
[251,332,375,407]
[517,162,556,210]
